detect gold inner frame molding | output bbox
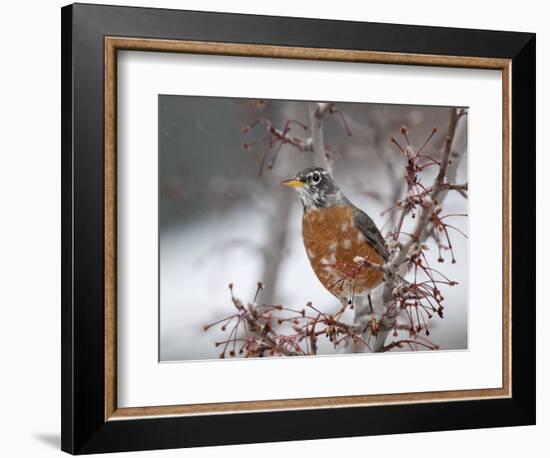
[104,36,512,421]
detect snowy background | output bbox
[159,95,468,361]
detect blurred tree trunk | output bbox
[259,188,294,304]
[258,103,313,304]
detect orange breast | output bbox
[302,206,385,301]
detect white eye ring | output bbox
[311,172,321,183]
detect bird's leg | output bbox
[335,299,350,319]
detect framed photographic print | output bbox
[61,3,536,454]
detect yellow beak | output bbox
[282,179,305,188]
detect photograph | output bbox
[158,95,469,361]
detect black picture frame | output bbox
[61,3,535,454]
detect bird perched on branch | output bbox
[283,167,389,314]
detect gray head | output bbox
[282,167,348,210]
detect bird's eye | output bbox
[311,172,321,184]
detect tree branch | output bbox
[372,108,465,352]
[308,102,332,171]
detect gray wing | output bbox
[352,207,390,262]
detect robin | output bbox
[283,167,389,314]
